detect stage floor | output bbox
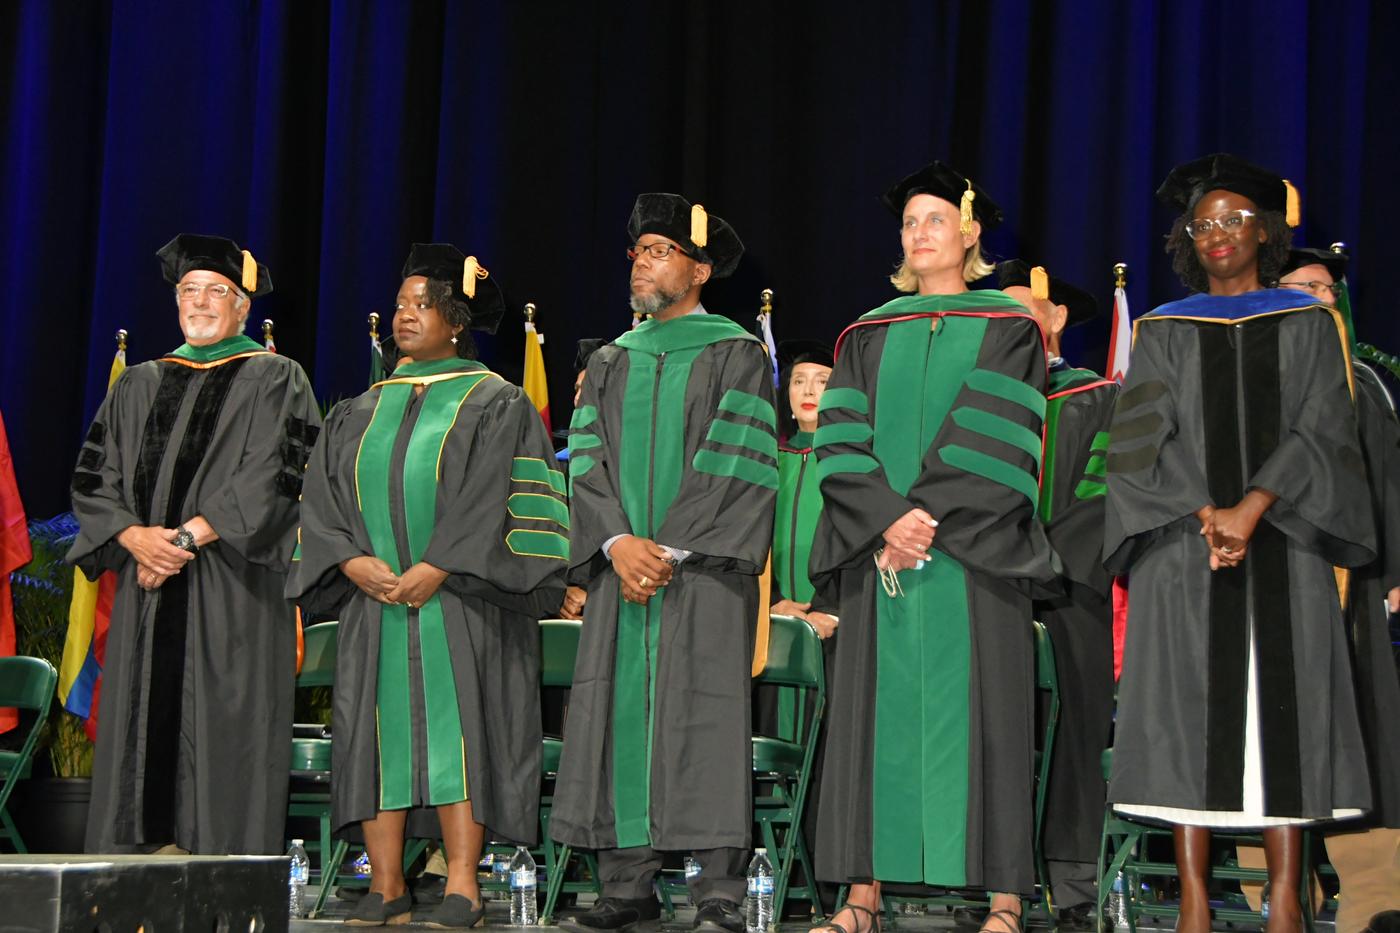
[290,894,1333,931]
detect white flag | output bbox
[1107,285,1132,381]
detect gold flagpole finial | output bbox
[368,312,380,341]
[1330,241,1347,254]
[1113,262,1128,289]
[760,288,773,317]
[116,328,128,352]
[262,319,274,340]
[524,302,536,324]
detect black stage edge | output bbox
[0,853,288,933]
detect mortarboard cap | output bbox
[881,161,1004,234]
[1280,245,1348,283]
[626,193,744,279]
[575,338,607,374]
[401,243,507,334]
[1156,153,1301,226]
[997,259,1101,328]
[157,233,272,297]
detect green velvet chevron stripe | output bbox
[818,386,869,416]
[939,443,1041,506]
[964,367,1047,419]
[512,456,566,495]
[693,388,778,489]
[507,492,570,527]
[816,453,880,483]
[571,404,598,429]
[1075,429,1111,500]
[950,407,1042,466]
[813,421,873,448]
[504,529,569,559]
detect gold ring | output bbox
[639,576,650,588]
[406,601,416,608]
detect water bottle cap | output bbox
[755,847,767,854]
[292,839,304,846]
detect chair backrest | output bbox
[0,656,58,712]
[298,621,338,688]
[755,614,825,692]
[540,618,581,688]
[1033,620,1057,691]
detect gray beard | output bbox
[629,282,688,316]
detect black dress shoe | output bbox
[693,898,745,933]
[344,890,413,926]
[558,896,662,933]
[1056,902,1099,932]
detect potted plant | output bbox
[8,513,94,852]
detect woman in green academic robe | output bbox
[289,244,567,928]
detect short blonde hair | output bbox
[889,241,995,292]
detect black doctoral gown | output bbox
[1345,361,1400,828]
[1034,362,1119,865]
[68,335,321,854]
[550,312,777,852]
[810,292,1059,895]
[288,359,566,844]
[1104,290,1374,824]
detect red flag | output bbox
[0,410,33,733]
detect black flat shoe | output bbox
[952,906,989,930]
[344,891,413,926]
[421,893,486,929]
[1057,902,1098,932]
[558,896,662,933]
[693,898,745,933]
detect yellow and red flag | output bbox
[523,317,551,434]
[58,338,126,740]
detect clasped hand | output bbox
[1197,489,1276,570]
[341,556,448,607]
[878,508,938,572]
[610,535,674,604]
[118,525,194,591]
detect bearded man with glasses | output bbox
[552,194,777,933]
[68,233,320,855]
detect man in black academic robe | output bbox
[68,234,320,854]
[1278,249,1400,931]
[552,195,776,933]
[999,261,1118,928]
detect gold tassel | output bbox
[1030,266,1050,301]
[690,203,708,248]
[959,181,975,237]
[1283,179,1301,228]
[241,250,257,292]
[463,255,488,299]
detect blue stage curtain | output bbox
[1,0,1396,516]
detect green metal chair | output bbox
[1094,748,1317,932]
[749,613,828,920]
[0,656,58,853]
[285,620,343,917]
[539,618,603,923]
[854,620,1060,927]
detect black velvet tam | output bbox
[880,161,1004,229]
[777,338,834,370]
[1280,246,1348,283]
[996,259,1101,328]
[1156,152,1290,214]
[156,233,272,296]
[575,338,606,374]
[401,242,507,334]
[625,192,744,279]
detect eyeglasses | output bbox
[627,242,690,262]
[176,282,243,302]
[1279,279,1343,297]
[1184,210,1257,241]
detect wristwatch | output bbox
[173,526,199,556]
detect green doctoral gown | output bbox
[1035,360,1118,865]
[288,358,566,844]
[550,313,777,852]
[811,292,1059,895]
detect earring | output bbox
[451,335,458,344]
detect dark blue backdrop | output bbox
[2,0,1397,517]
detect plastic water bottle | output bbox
[352,851,372,879]
[287,839,310,918]
[509,845,538,925]
[1109,870,1130,930]
[492,853,510,899]
[745,848,774,933]
[685,856,702,882]
[1259,881,1271,921]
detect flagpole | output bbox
[369,312,380,343]
[262,318,275,352]
[757,288,779,388]
[1114,262,1127,290]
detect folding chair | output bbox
[0,656,58,853]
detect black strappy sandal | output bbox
[977,908,1024,933]
[811,902,880,933]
